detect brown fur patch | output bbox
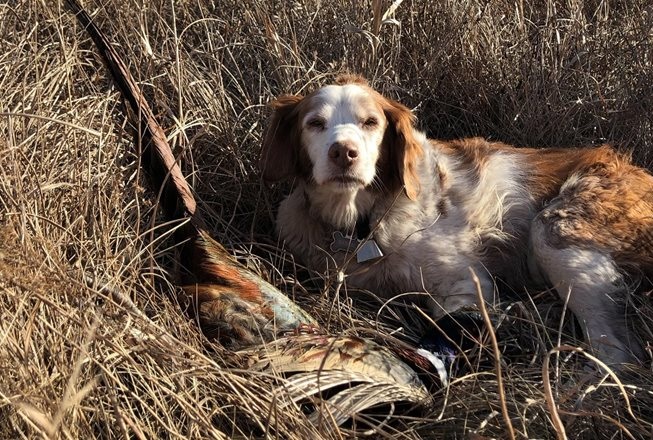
[334,73,369,86]
[260,94,306,182]
[526,145,627,201]
[380,97,424,200]
[533,151,653,273]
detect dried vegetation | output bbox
[1,0,653,438]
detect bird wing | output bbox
[242,334,433,429]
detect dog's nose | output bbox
[328,142,359,168]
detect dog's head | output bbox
[260,75,423,200]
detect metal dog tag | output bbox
[330,231,359,253]
[356,239,384,263]
[330,231,384,263]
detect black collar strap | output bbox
[355,215,371,240]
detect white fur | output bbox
[530,220,642,362]
[278,135,524,312]
[301,85,386,190]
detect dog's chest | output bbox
[329,203,479,293]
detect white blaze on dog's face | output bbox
[299,84,388,190]
[260,76,422,201]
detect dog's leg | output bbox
[421,266,495,362]
[530,206,644,365]
[427,268,495,319]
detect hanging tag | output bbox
[356,239,384,263]
[330,231,360,253]
[330,231,384,263]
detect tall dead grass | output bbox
[1,0,652,438]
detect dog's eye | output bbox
[307,118,326,130]
[362,117,378,128]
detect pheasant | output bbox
[66,0,449,431]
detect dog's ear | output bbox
[382,98,423,200]
[260,94,304,182]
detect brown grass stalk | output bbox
[472,268,516,440]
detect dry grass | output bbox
[1,0,653,438]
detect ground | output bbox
[1,1,652,438]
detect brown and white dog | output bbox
[260,75,653,365]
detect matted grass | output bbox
[1,1,652,438]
